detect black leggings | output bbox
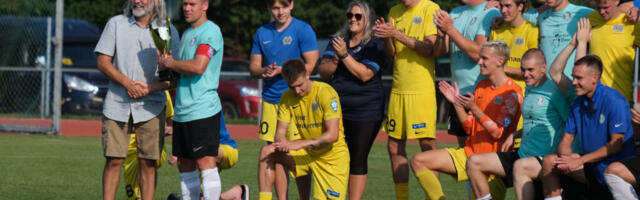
[343,119,382,175]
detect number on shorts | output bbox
[260,122,269,135]
[388,119,396,132]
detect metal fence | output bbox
[0,0,63,134]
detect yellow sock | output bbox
[395,182,409,200]
[416,170,446,200]
[259,192,272,200]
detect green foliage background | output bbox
[0,0,606,58]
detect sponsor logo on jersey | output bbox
[283,36,293,45]
[412,123,426,129]
[600,114,606,124]
[190,37,197,46]
[327,190,340,198]
[504,117,512,127]
[312,102,319,111]
[470,17,477,26]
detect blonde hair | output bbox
[483,40,511,66]
[333,1,375,45]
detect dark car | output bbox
[0,16,107,115]
[218,57,259,119]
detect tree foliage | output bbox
[0,0,611,58]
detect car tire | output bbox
[221,100,239,119]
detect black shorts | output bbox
[559,164,613,200]
[497,151,521,187]
[446,101,467,137]
[619,157,640,195]
[172,113,221,158]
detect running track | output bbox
[0,118,457,143]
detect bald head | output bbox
[521,48,546,66]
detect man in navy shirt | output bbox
[540,55,636,200]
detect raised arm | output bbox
[549,18,590,96]
[435,9,488,61]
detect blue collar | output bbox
[582,82,604,109]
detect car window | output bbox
[62,43,98,68]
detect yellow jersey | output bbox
[388,0,440,94]
[278,81,347,156]
[589,11,640,102]
[490,21,539,91]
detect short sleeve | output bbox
[361,39,385,73]
[95,17,117,56]
[169,25,181,60]
[251,30,263,55]
[322,41,336,59]
[477,8,502,36]
[277,94,292,123]
[200,24,223,53]
[607,98,631,135]
[319,87,341,120]
[297,24,318,53]
[423,3,440,36]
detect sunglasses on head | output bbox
[346,12,363,21]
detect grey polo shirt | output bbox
[94,15,181,123]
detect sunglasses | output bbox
[346,12,363,21]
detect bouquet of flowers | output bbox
[150,17,178,81]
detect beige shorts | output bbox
[102,111,165,160]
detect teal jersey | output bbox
[539,4,592,78]
[523,9,539,25]
[519,80,571,157]
[450,2,502,94]
[174,21,224,122]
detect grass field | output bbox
[0,134,516,199]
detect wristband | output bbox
[339,52,349,59]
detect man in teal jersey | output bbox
[158,0,224,199]
[537,0,592,77]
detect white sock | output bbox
[201,168,221,200]
[544,196,562,200]
[477,194,492,200]
[605,173,639,200]
[179,170,200,200]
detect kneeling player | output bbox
[258,59,350,200]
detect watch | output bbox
[339,52,349,59]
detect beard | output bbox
[131,2,153,18]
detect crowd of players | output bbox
[94,0,640,199]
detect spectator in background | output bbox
[317,1,385,199]
[94,0,179,199]
[372,0,441,199]
[250,0,318,198]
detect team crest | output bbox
[190,37,197,46]
[493,96,503,105]
[504,117,512,127]
[537,96,545,106]
[613,24,624,33]
[470,17,477,25]
[312,102,319,111]
[600,114,605,124]
[330,100,338,112]
[563,12,572,21]
[515,37,525,46]
[283,36,293,45]
[413,16,423,24]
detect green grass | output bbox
[0,134,515,199]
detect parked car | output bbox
[0,16,108,115]
[218,57,259,119]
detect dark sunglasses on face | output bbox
[346,12,363,21]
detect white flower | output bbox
[158,27,170,41]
